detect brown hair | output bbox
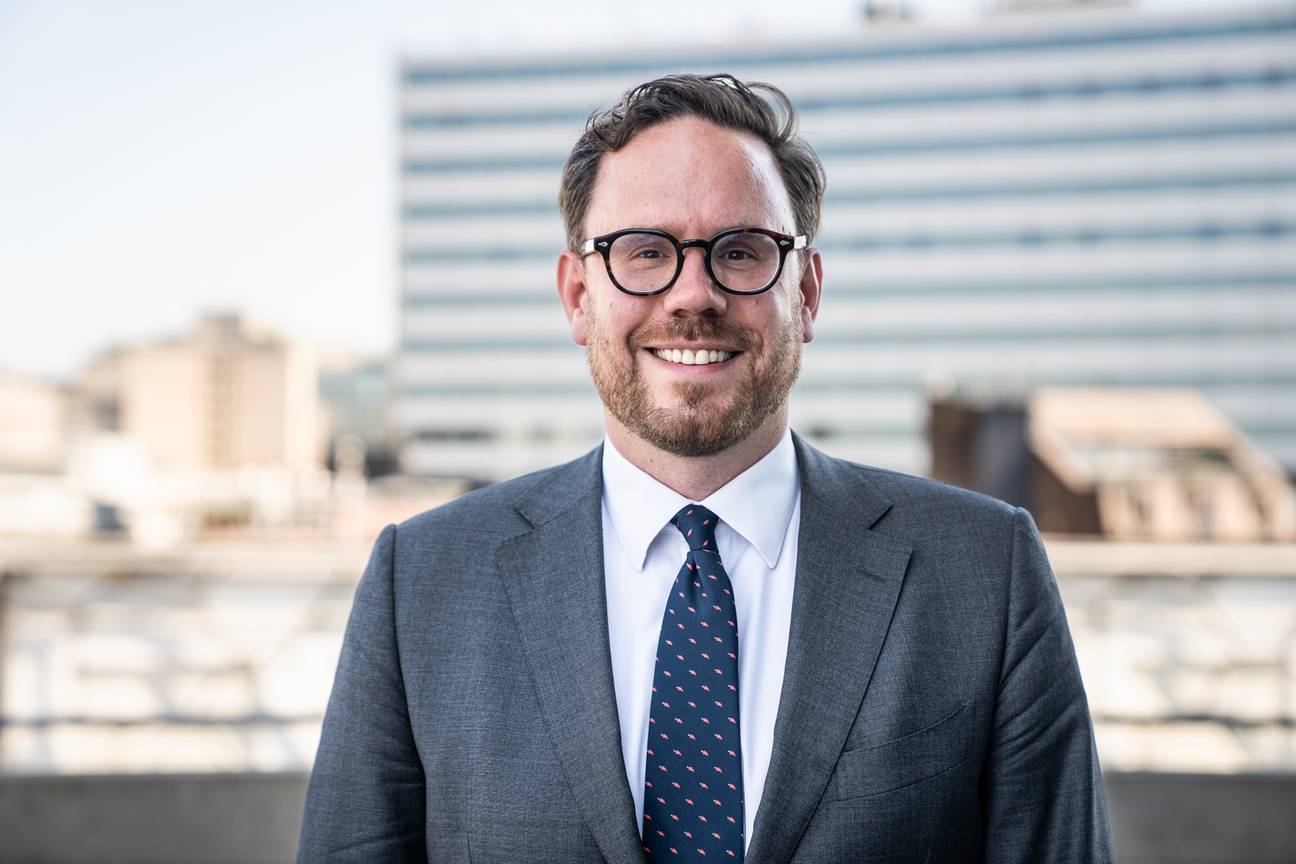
[558,73,826,251]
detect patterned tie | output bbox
[642,504,745,861]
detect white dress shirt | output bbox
[601,431,801,850]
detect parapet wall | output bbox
[0,770,1292,863]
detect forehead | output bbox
[584,116,795,236]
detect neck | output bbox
[605,409,788,500]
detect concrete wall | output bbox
[1106,772,1296,864]
[0,772,308,864]
[0,770,1293,863]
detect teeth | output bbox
[653,348,733,366]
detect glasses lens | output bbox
[711,231,782,293]
[608,232,678,294]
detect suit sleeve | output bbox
[298,523,428,863]
[981,507,1113,863]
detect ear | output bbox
[797,247,823,343]
[556,249,591,346]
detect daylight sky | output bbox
[0,0,1228,378]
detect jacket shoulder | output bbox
[795,433,1020,527]
[801,444,1040,592]
[393,446,601,542]
[853,460,1019,523]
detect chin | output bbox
[640,425,742,459]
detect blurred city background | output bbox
[2,0,1295,861]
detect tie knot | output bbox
[672,504,720,553]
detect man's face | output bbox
[557,116,822,458]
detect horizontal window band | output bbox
[404,65,1296,128]
[397,377,1296,399]
[402,118,1296,173]
[1241,426,1296,441]
[401,273,1296,307]
[402,291,565,307]
[402,171,1296,220]
[406,428,500,442]
[401,323,1296,352]
[401,429,931,448]
[403,220,1296,263]
[402,14,1296,85]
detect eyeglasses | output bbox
[580,227,807,296]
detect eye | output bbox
[610,233,677,272]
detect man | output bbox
[298,74,1112,863]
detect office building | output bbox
[397,2,1296,481]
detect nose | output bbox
[662,247,728,317]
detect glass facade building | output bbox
[397,3,1296,481]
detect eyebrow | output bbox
[633,224,774,238]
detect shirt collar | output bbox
[601,429,800,571]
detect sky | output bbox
[0,0,1228,379]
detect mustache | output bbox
[630,317,758,352]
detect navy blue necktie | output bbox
[642,504,745,861]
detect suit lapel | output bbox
[496,447,646,864]
[745,436,913,864]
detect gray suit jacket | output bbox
[298,433,1111,863]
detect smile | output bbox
[650,348,736,366]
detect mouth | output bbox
[647,347,739,367]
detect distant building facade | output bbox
[318,353,397,477]
[930,387,1296,541]
[0,371,67,474]
[75,313,321,473]
[397,3,1296,482]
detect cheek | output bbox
[775,284,806,330]
[745,295,795,337]
[598,298,646,341]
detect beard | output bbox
[585,303,802,458]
